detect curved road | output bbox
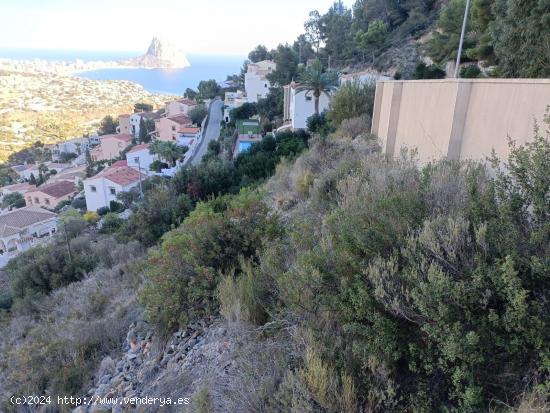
[189,98,223,166]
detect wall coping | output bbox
[377,78,550,85]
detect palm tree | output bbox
[296,59,339,115]
[149,140,187,167]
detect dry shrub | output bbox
[218,260,267,325]
[295,169,314,198]
[218,275,243,323]
[194,386,214,413]
[513,391,550,413]
[337,114,372,139]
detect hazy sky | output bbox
[1,0,355,56]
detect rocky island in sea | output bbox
[0,37,190,75]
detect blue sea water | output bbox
[0,49,245,95]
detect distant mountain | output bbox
[121,37,190,69]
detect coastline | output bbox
[0,57,191,76]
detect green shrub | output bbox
[96,206,110,216]
[460,64,482,78]
[140,189,279,332]
[0,291,13,310]
[326,80,375,126]
[413,62,446,79]
[100,212,123,234]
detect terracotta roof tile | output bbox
[167,114,192,126]
[27,181,76,198]
[111,160,128,167]
[180,127,201,134]
[101,134,133,142]
[90,163,145,187]
[127,144,150,153]
[176,98,197,106]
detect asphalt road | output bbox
[189,98,223,166]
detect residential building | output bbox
[155,115,193,142]
[0,182,34,202]
[49,165,87,186]
[371,78,550,164]
[11,162,70,182]
[126,144,157,173]
[129,111,161,139]
[245,60,276,103]
[11,164,40,181]
[339,70,390,85]
[283,82,331,130]
[178,127,201,147]
[0,206,57,255]
[117,114,132,134]
[224,90,248,123]
[165,98,197,117]
[83,160,145,211]
[52,136,92,160]
[90,134,133,161]
[25,180,77,209]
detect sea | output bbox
[0,48,245,95]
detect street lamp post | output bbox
[454,0,472,78]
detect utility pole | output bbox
[137,157,143,198]
[454,0,471,78]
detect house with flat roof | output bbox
[25,181,77,209]
[83,160,146,211]
[282,81,331,130]
[245,60,276,103]
[224,91,248,123]
[0,206,57,256]
[129,111,162,139]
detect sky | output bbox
[0,0,355,56]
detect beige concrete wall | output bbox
[372,79,550,163]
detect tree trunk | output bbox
[314,92,320,115]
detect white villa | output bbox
[126,144,157,173]
[83,160,145,211]
[245,60,276,103]
[283,82,331,130]
[224,90,248,123]
[0,206,57,256]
